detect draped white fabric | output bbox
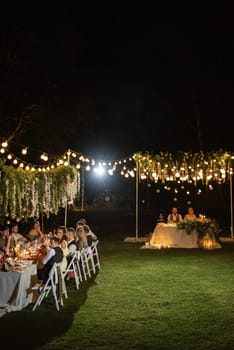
[150,224,199,248]
[0,264,37,317]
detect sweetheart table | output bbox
[149,223,199,248]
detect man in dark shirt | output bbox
[37,236,63,284]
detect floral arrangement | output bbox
[177,217,221,241]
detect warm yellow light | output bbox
[1,141,8,147]
[21,147,27,155]
[40,153,48,161]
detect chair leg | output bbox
[52,284,60,311]
[80,254,88,281]
[76,258,83,283]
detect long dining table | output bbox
[0,262,37,317]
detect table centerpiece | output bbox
[177,215,222,249]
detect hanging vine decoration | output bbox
[0,160,79,219]
[133,150,233,185]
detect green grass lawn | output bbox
[1,239,234,350]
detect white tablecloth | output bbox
[0,263,37,317]
[150,223,199,248]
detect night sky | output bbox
[1,5,234,163]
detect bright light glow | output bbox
[93,165,105,176]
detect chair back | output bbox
[91,240,101,270]
[63,252,80,290]
[32,263,61,311]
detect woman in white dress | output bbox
[184,207,197,221]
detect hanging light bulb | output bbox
[1,141,8,148]
[40,153,48,161]
[21,147,27,155]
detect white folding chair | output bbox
[91,240,101,270]
[63,252,80,290]
[32,263,63,311]
[80,247,96,280]
[57,263,68,300]
[75,250,83,283]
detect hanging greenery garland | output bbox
[133,149,233,184]
[0,161,79,219]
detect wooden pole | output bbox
[135,160,139,241]
[64,201,68,228]
[230,171,233,238]
[41,208,44,234]
[81,167,85,211]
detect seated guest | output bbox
[76,218,98,242]
[184,207,197,221]
[83,224,94,247]
[37,236,63,284]
[27,220,45,243]
[65,227,80,278]
[66,227,77,263]
[0,226,15,255]
[76,225,88,251]
[167,207,183,224]
[10,223,28,247]
[37,244,48,269]
[0,248,6,271]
